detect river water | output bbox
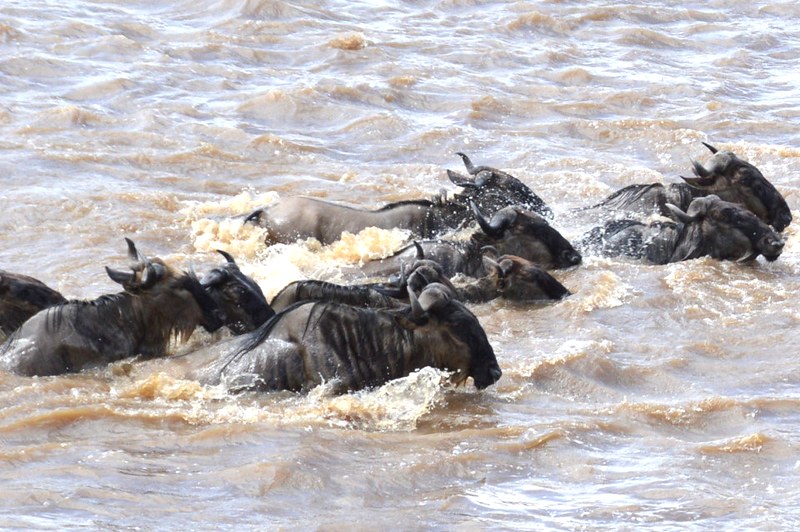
[2,0,800,529]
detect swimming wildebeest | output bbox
[358,201,581,279]
[183,283,502,394]
[0,239,224,376]
[447,152,553,219]
[0,271,66,340]
[245,195,466,246]
[244,152,553,246]
[201,250,274,334]
[586,143,792,232]
[269,250,568,312]
[580,195,785,264]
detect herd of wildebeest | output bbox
[0,143,792,394]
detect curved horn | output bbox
[244,209,264,225]
[702,142,719,154]
[473,169,494,188]
[665,203,696,224]
[457,152,477,174]
[124,237,147,264]
[691,160,712,179]
[413,241,425,260]
[200,268,227,287]
[141,262,166,288]
[417,283,452,313]
[407,286,425,321]
[216,249,236,264]
[106,266,135,286]
[447,169,475,187]
[480,245,499,259]
[471,201,514,238]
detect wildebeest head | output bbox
[682,142,792,232]
[470,201,582,269]
[481,252,571,301]
[448,153,553,219]
[666,195,785,262]
[201,250,274,334]
[105,238,224,333]
[403,283,501,390]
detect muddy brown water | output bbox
[2,1,800,529]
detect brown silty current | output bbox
[2,1,800,529]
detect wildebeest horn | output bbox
[702,142,718,154]
[665,203,696,224]
[417,283,452,312]
[106,266,135,286]
[124,237,147,264]
[457,152,477,174]
[473,170,495,188]
[408,286,425,321]
[413,241,424,260]
[216,249,236,264]
[480,245,499,259]
[690,160,712,179]
[244,209,263,225]
[141,262,165,288]
[471,201,515,238]
[447,169,475,187]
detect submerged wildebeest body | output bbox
[447,152,553,220]
[201,250,274,334]
[586,143,792,232]
[0,271,66,340]
[580,195,785,264]
[0,239,224,377]
[245,196,467,246]
[358,202,581,279]
[245,152,553,246]
[184,283,502,394]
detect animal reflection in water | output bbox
[181,283,502,394]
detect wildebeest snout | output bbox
[562,249,583,266]
[760,234,785,262]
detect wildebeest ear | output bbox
[106,266,135,286]
[664,203,696,224]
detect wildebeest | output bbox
[201,250,274,334]
[447,152,553,219]
[580,195,785,264]
[244,153,553,246]
[0,239,224,377]
[270,246,569,312]
[245,195,467,246]
[358,201,581,279]
[586,143,792,232]
[0,271,67,341]
[183,283,502,394]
